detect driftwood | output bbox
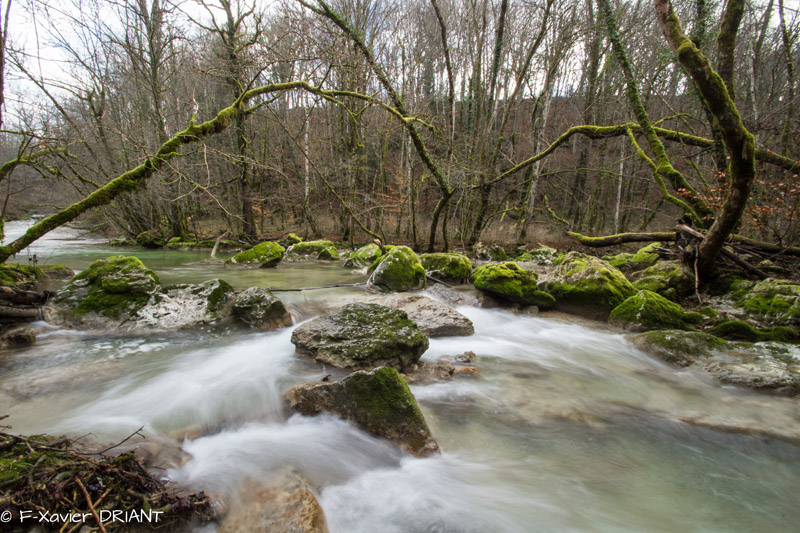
[0,286,50,305]
[0,304,40,319]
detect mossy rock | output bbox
[540,251,636,319]
[367,246,426,293]
[290,302,429,370]
[733,278,800,324]
[345,243,383,268]
[419,253,472,283]
[38,264,75,280]
[135,231,165,249]
[708,320,798,343]
[474,243,507,261]
[609,290,702,331]
[470,261,554,308]
[0,263,46,289]
[225,241,285,268]
[231,287,292,331]
[631,329,730,366]
[605,252,635,269]
[286,240,338,261]
[631,242,662,264]
[631,260,695,301]
[52,256,160,322]
[281,233,304,246]
[286,367,439,457]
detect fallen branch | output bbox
[676,225,769,279]
[567,231,677,247]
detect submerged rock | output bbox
[419,253,472,283]
[539,251,636,319]
[48,256,161,327]
[631,329,800,396]
[225,241,285,268]
[360,293,474,337]
[285,366,439,457]
[0,326,36,347]
[345,243,383,268]
[609,290,702,331]
[286,240,338,261]
[231,287,293,330]
[366,246,426,293]
[218,468,329,533]
[291,303,428,370]
[471,261,554,308]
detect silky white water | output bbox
[1,222,799,532]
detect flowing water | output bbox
[2,221,799,532]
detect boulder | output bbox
[609,290,702,331]
[0,263,46,290]
[135,230,165,249]
[630,242,661,265]
[38,264,75,281]
[471,261,554,308]
[217,469,329,533]
[708,320,797,343]
[344,243,383,268]
[286,240,338,261]
[0,326,36,347]
[419,253,472,283]
[631,329,730,366]
[366,246,426,293]
[135,279,235,329]
[231,287,293,330]
[48,256,161,326]
[630,260,695,301]
[225,241,285,268]
[360,293,474,337]
[473,242,506,261]
[291,303,428,370]
[515,246,561,265]
[285,367,439,457]
[281,233,304,246]
[733,278,800,324]
[539,251,636,319]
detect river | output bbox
[2,221,799,532]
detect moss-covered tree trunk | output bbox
[654,0,756,281]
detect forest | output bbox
[0,0,798,280]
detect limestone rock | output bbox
[218,468,328,533]
[471,261,554,308]
[226,241,285,268]
[733,278,800,324]
[630,260,695,301]
[291,303,428,370]
[360,293,474,337]
[285,367,439,457]
[232,287,293,330]
[366,246,426,293]
[135,279,235,330]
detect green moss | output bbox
[609,290,701,331]
[474,243,507,261]
[367,246,426,292]
[631,242,661,264]
[734,278,800,323]
[471,261,554,307]
[287,239,338,260]
[342,367,426,430]
[282,233,303,246]
[225,241,285,267]
[604,252,635,269]
[167,237,181,245]
[0,263,46,289]
[542,251,636,317]
[345,243,383,268]
[135,230,165,248]
[631,260,695,301]
[419,253,472,283]
[709,320,799,343]
[193,279,234,312]
[58,256,160,319]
